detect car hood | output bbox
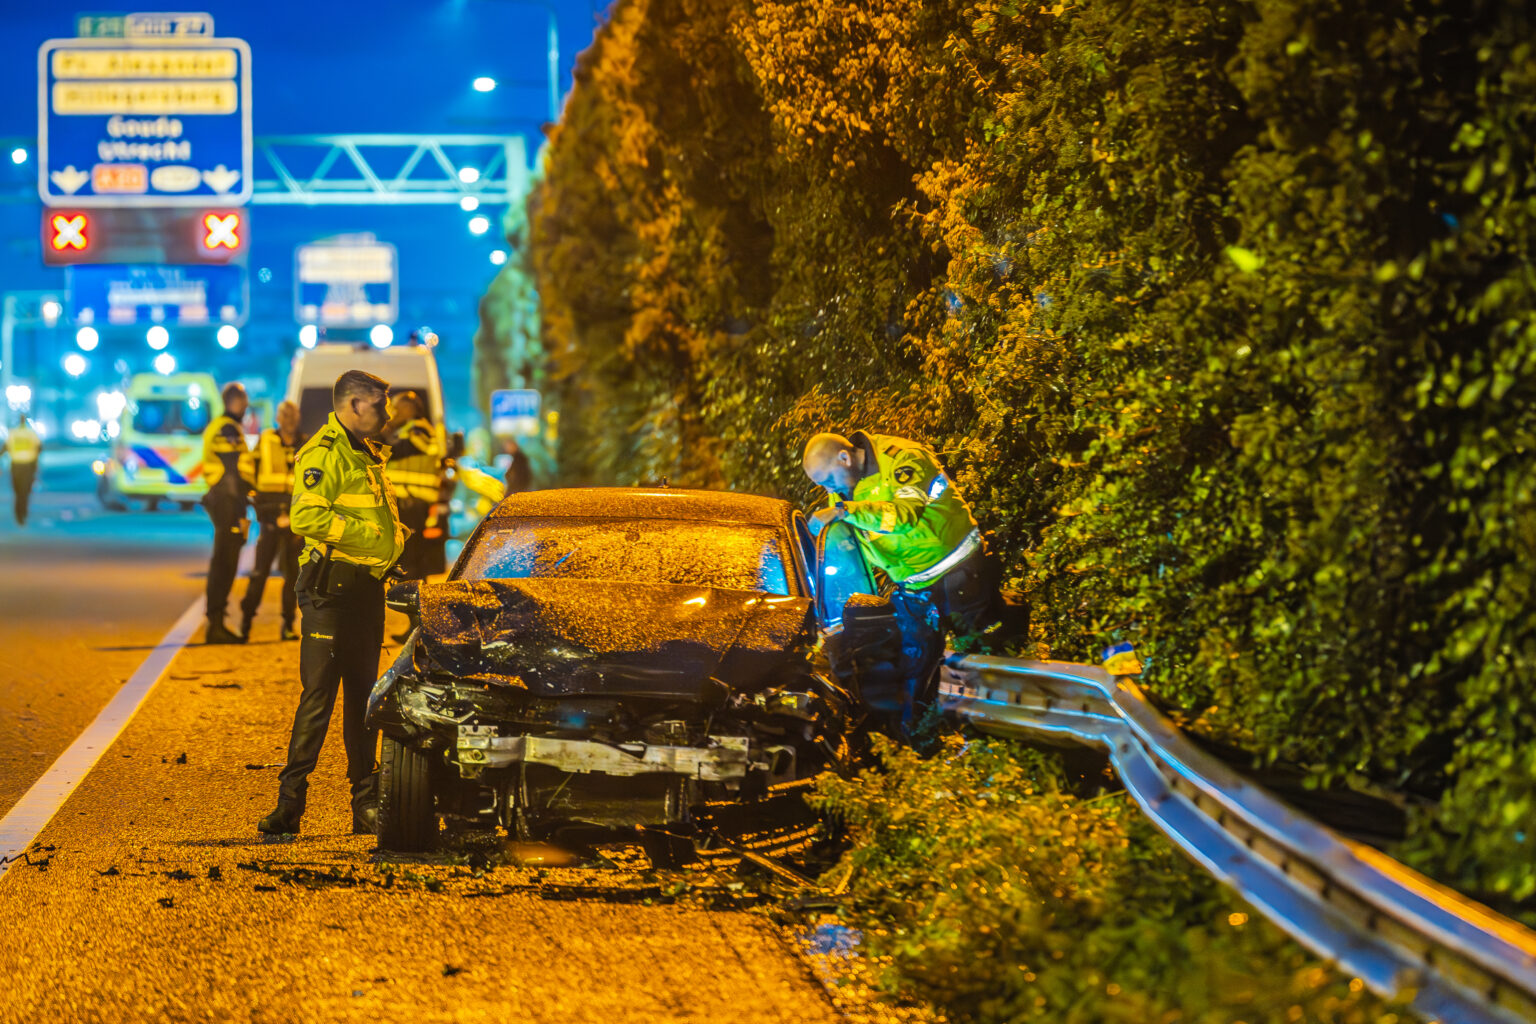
[412,578,816,701]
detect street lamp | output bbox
[216,325,240,350]
[76,326,99,351]
[370,324,393,349]
[490,249,508,266]
[460,196,480,212]
[9,147,26,165]
[468,215,491,236]
[146,325,169,350]
[41,300,62,327]
[475,0,560,123]
[473,76,497,92]
[458,167,481,185]
[63,353,87,377]
[153,352,176,375]
[298,324,318,349]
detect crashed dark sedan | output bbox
[367,487,893,854]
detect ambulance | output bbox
[95,373,253,511]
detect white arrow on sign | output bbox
[50,165,90,195]
[202,165,241,194]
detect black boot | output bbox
[257,805,302,835]
[239,614,254,641]
[351,774,379,834]
[206,618,246,645]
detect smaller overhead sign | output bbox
[295,236,398,327]
[490,389,541,438]
[67,264,247,326]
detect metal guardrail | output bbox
[941,655,1536,1024]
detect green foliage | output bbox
[528,0,1536,908]
[814,736,1417,1022]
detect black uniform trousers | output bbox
[275,573,384,818]
[10,461,36,525]
[202,490,247,621]
[240,513,300,626]
[887,548,1004,728]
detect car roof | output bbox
[487,487,796,529]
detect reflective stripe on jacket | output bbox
[831,430,982,590]
[384,418,443,502]
[200,414,246,496]
[240,428,305,516]
[290,413,405,576]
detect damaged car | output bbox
[367,487,894,855]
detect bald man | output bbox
[804,430,1003,723]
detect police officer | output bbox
[6,416,41,526]
[258,371,405,836]
[803,431,1003,723]
[237,399,307,641]
[201,383,251,645]
[382,391,441,581]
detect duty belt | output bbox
[901,528,982,588]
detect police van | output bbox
[285,339,445,437]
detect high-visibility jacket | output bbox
[239,428,305,518]
[200,413,246,499]
[825,430,983,590]
[6,424,40,465]
[290,413,405,577]
[384,418,443,503]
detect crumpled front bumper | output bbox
[454,726,763,781]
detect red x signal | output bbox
[203,212,241,250]
[50,213,88,252]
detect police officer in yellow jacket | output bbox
[803,431,1003,725]
[201,383,251,644]
[258,371,406,837]
[5,416,41,526]
[237,399,307,641]
[383,391,441,581]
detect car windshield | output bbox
[131,398,210,435]
[460,516,794,596]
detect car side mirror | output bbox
[386,580,420,615]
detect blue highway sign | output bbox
[67,264,248,326]
[490,389,541,437]
[37,32,252,206]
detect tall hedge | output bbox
[528,0,1536,907]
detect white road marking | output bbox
[0,595,206,879]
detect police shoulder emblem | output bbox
[893,465,916,485]
[303,467,323,488]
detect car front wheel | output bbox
[378,735,437,851]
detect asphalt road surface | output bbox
[0,455,844,1023]
[0,450,209,818]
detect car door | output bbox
[814,519,879,630]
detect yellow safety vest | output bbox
[239,428,304,516]
[200,414,245,496]
[290,413,405,576]
[6,425,40,464]
[384,417,443,503]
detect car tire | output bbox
[178,501,196,512]
[378,735,437,852]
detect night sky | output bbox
[0,0,603,430]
